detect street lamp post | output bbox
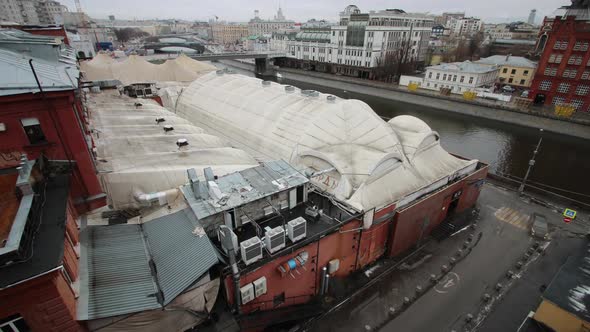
[519,128,543,193]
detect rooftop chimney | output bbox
[187,168,201,199]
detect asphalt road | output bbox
[382,184,539,332]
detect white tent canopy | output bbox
[88,92,258,209]
[80,53,216,84]
[175,72,478,211]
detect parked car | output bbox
[502,85,516,93]
[531,213,549,240]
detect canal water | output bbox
[214,63,590,204]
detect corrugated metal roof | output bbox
[183,160,309,220]
[428,61,499,74]
[476,55,537,68]
[0,48,79,96]
[142,209,218,305]
[78,224,161,320]
[0,29,61,44]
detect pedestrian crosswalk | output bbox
[494,207,531,230]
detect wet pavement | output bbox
[309,182,589,332]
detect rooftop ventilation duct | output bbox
[163,125,174,132]
[326,95,336,103]
[301,90,319,97]
[216,69,225,76]
[155,117,165,124]
[187,168,201,199]
[176,138,189,148]
[203,167,215,182]
[262,80,271,87]
[285,85,295,93]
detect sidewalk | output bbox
[275,66,590,126]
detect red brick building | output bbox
[529,3,590,112]
[0,161,84,332]
[0,32,105,213]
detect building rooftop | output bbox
[493,39,536,45]
[428,61,498,73]
[0,28,62,45]
[542,242,590,322]
[295,31,331,42]
[183,160,309,221]
[0,172,70,288]
[0,48,79,97]
[0,171,20,248]
[476,55,537,68]
[78,208,219,320]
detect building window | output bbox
[539,80,552,91]
[436,73,440,80]
[443,74,447,80]
[582,71,590,80]
[508,78,514,83]
[576,85,590,96]
[502,68,508,74]
[453,75,457,82]
[468,77,474,84]
[544,67,558,76]
[571,99,584,110]
[568,55,583,65]
[548,54,563,64]
[520,79,526,85]
[574,41,589,51]
[511,69,517,75]
[21,118,47,145]
[563,69,578,78]
[0,314,30,332]
[428,72,432,79]
[523,70,529,76]
[552,96,566,105]
[557,83,570,93]
[460,76,465,83]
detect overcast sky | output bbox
[62,0,570,24]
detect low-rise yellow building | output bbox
[476,55,537,88]
[532,247,590,332]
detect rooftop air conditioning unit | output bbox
[264,226,285,253]
[218,226,238,254]
[240,236,263,265]
[287,217,307,243]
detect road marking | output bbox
[494,207,531,230]
[434,272,460,294]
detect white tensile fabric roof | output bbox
[88,91,258,209]
[175,72,478,211]
[80,53,216,84]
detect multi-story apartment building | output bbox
[36,0,67,24]
[476,55,537,87]
[0,0,67,25]
[487,22,538,40]
[211,22,249,44]
[448,17,483,37]
[422,61,499,94]
[529,2,590,112]
[272,5,433,79]
[248,8,294,36]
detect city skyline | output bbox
[61,0,567,23]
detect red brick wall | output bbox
[0,92,104,212]
[530,15,590,111]
[0,271,84,332]
[388,166,488,257]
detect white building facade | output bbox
[272,5,433,79]
[248,8,294,36]
[0,0,67,25]
[448,17,483,37]
[422,61,499,94]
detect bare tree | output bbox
[374,39,416,83]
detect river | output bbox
[212,62,590,204]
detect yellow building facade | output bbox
[535,300,590,332]
[476,55,537,87]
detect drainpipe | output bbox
[228,247,242,314]
[133,188,178,207]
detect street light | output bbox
[519,128,543,193]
